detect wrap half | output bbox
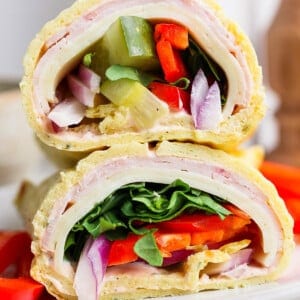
[21,0,264,152]
[16,141,294,300]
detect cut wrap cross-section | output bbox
[21,0,265,153]
[16,141,294,300]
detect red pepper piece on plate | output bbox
[0,231,45,300]
[0,278,44,300]
[154,23,189,50]
[260,161,300,233]
[0,231,31,275]
[284,198,300,233]
[260,161,300,199]
[148,81,190,112]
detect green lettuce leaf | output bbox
[64,179,231,263]
[105,65,157,86]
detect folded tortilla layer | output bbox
[16,141,294,300]
[20,0,264,153]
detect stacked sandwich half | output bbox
[17,1,295,299]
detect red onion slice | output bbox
[190,68,209,121]
[205,248,253,276]
[73,238,96,300]
[67,74,96,107]
[48,97,85,127]
[162,249,194,267]
[74,236,111,300]
[78,64,101,94]
[87,236,111,297]
[191,68,223,130]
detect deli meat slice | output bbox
[16,141,294,300]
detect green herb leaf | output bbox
[82,52,95,67]
[105,65,157,86]
[134,232,163,266]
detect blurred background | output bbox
[0,0,299,209]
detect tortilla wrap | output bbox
[16,141,294,300]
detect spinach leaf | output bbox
[64,230,89,262]
[134,232,163,266]
[186,39,221,80]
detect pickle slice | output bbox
[102,16,159,71]
[101,79,168,128]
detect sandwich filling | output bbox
[32,0,252,139]
[67,179,258,299]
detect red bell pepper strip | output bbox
[108,233,139,266]
[154,232,191,256]
[156,39,188,82]
[148,81,190,112]
[224,204,250,220]
[107,208,251,266]
[191,230,224,246]
[108,231,192,265]
[154,23,189,50]
[157,212,250,233]
[260,161,300,233]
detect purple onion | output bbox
[190,68,223,130]
[77,64,101,94]
[190,68,209,124]
[162,249,194,267]
[205,248,253,275]
[48,97,85,127]
[67,74,96,107]
[74,236,111,300]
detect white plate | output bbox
[0,90,299,299]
